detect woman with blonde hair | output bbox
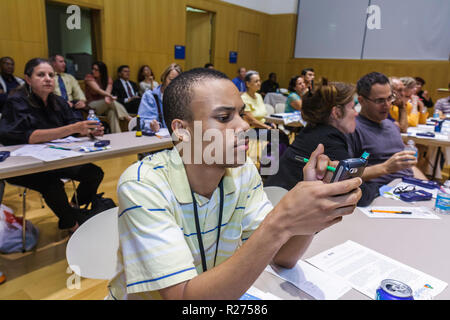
[138,63,182,130]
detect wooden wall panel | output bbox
[1,0,447,103]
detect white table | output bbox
[253,181,450,300]
[0,132,173,179]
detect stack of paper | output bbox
[265,260,351,300]
[306,241,448,300]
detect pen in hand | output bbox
[295,156,336,173]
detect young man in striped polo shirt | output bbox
[108,68,362,300]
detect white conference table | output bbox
[0,131,173,179]
[264,115,304,128]
[401,123,450,179]
[254,181,450,300]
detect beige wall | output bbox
[1,0,448,101]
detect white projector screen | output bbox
[294,0,450,60]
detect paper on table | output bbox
[265,260,351,300]
[156,128,170,138]
[306,240,447,300]
[239,286,282,300]
[359,206,440,220]
[50,136,83,143]
[11,144,82,162]
[383,182,439,199]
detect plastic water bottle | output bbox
[433,110,439,119]
[404,140,418,158]
[435,181,450,214]
[87,109,100,124]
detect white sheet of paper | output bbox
[388,182,439,199]
[306,240,447,300]
[50,136,83,143]
[359,206,440,220]
[156,128,170,138]
[11,144,82,162]
[265,260,351,300]
[240,286,282,300]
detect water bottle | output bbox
[404,139,418,158]
[435,181,450,214]
[87,109,100,124]
[433,110,439,119]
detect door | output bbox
[237,31,260,71]
[185,7,214,70]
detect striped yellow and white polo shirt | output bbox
[107,147,273,299]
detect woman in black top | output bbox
[0,58,105,233]
[266,79,380,206]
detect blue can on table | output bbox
[434,120,444,132]
[376,279,414,300]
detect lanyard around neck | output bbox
[191,179,224,273]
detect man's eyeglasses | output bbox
[393,185,416,194]
[363,94,396,105]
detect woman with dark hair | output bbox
[0,58,105,233]
[138,65,159,95]
[266,78,380,206]
[285,75,307,113]
[84,61,130,133]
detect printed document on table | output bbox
[265,260,351,300]
[306,241,447,300]
[11,144,82,162]
[239,286,281,300]
[359,206,440,220]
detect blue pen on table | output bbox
[294,155,336,172]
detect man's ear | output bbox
[172,119,190,142]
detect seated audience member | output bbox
[84,61,131,133]
[266,79,380,206]
[204,63,214,69]
[138,65,159,95]
[388,77,411,133]
[138,63,182,131]
[232,67,247,92]
[241,70,274,130]
[0,58,104,233]
[106,67,362,300]
[389,77,427,131]
[285,75,307,113]
[301,67,315,93]
[415,76,433,111]
[112,65,141,114]
[434,83,450,117]
[242,70,289,167]
[0,57,24,113]
[260,73,279,97]
[347,72,427,186]
[49,54,87,121]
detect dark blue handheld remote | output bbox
[0,151,10,162]
[94,140,110,147]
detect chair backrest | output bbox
[265,104,275,115]
[128,117,137,131]
[66,207,119,280]
[263,186,288,206]
[275,103,286,114]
